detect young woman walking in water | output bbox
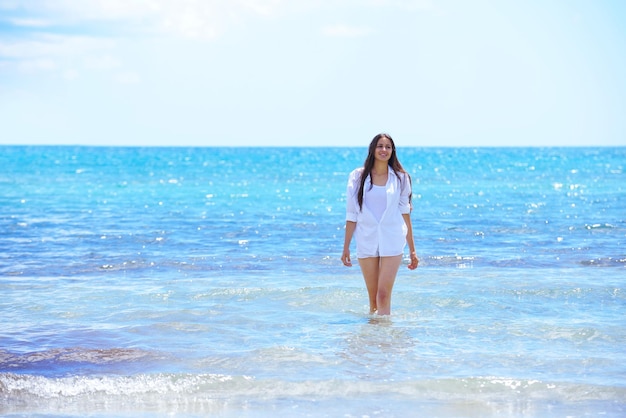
[341,133,419,315]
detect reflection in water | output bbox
[338,315,418,380]
[0,347,166,377]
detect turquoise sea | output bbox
[0,146,624,417]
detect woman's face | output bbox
[374,137,393,163]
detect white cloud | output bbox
[7,17,53,27]
[2,0,436,42]
[368,0,434,11]
[2,0,288,40]
[5,0,161,21]
[0,0,299,84]
[0,33,118,81]
[0,0,436,84]
[63,68,79,80]
[83,54,122,70]
[321,24,371,38]
[0,34,114,59]
[114,71,140,84]
[17,58,57,72]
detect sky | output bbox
[0,0,625,147]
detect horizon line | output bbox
[1,143,624,149]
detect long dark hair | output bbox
[357,133,411,210]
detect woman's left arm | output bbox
[399,172,418,270]
[402,213,419,270]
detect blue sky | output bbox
[1,0,625,147]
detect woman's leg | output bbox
[375,255,403,315]
[358,257,380,314]
[358,255,403,315]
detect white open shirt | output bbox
[345,166,412,258]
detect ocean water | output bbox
[0,146,624,417]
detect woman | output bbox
[341,133,419,315]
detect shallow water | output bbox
[1,146,624,417]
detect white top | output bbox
[364,185,387,222]
[345,166,412,258]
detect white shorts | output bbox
[357,248,403,259]
[357,248,379,259]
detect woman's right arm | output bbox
[343,169,360,267]
[341,221,356,267]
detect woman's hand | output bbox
[341,250,352,267]
[408,252,419,270]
